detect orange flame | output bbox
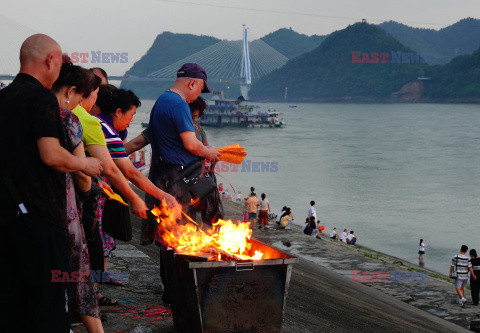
[151,202,263,261]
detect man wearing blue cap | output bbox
[146,63,220,305]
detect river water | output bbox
[129,100,480,274]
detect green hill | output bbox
[250,22,427,102]
[379,18,480,64]
[423,46,480,101]
[261,28,325,58]
[121,32,219,98]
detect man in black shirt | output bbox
[0,34,102,332]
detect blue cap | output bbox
[177,63,211,93]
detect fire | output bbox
[151,203,263,261]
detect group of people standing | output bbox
[450,245,480,306]
[244,188,271,229]
[0,33,222,333]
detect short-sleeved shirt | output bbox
[149,91,199,166]
[72,105,106,148]
[347,233,355,241]
[194,123,208,145]
[470,257,480,272]
[419,242,426,252]
[95,112,128,159]
[0,73,66,227]
[308,206,316,219]
[451,253,471,279]
[245,196,259,213]
[259,198,269,211]
[340,232,348,241]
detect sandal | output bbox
[98,295,118,306]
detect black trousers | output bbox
[0,211,71,332]
[471,271,480,305]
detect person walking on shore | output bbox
[258,193,271,229]
[469,249,479,305]
[450,245,472,306]
[245,192,259,228]
[419,239,426,266]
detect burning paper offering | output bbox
[151,203,263,261]
[102,187,128,206]
[217,143,247,165]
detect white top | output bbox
[419,242,425,252]
[259,198,269,210]
[276,210,286,222]
[329,230,336,237]
[340,232,348,241]
[347,233,355,241]
[308,206,316,219]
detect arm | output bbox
[124,134,148,155]
[469,267,477,280]
[113,157,177,208]
[87,144,148,218]
[72,142,91,193]
[180,131,220,161]
[450,265,454,277]
[37,137,102,177]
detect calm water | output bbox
[129,101,480,274]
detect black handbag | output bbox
[101,188,132,242]
[170,160,217,201]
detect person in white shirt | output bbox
[307,201,316,220]
[276,206,287,225]
[258,193,271,229]
[450,245,475,306]
[329,227,339,240]
[346,231,357,245]
[419,239,426,266]
[339,229,348,242]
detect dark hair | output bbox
[52,64,101,98]
[90,67,108,82]
[96,85,141,115]
[189,96,207,117]
[470,249,478,257]
[461,245,469,253]
[350,230,354,234]
[282,206,287,211]
[261,193,266,200]
[420,239,423,246]
[309,216,315,222]
[310,201,315,206]
[250,192,256,197]
[250,187,255,192]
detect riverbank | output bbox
[85,197,473,332]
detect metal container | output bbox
[163,239,298,332]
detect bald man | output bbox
[0,34,102,332]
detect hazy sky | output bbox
[1,0,479,75]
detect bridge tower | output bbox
[240,24,252,100]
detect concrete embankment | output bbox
[91,197,471,333]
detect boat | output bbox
[199,92,286,128]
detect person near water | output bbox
[419,239,426,266]
[245,192,259,228]
[450,245,472,306]
[258,193,271,229]
[469,249,479,305]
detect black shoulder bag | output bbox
[102,187,132,242]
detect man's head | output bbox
[90,67,108,84]
[344,229,347,233]
[19,34,62,88]
[350,230,354,234]
[172,63,211,103]
[461,245,469,253]
[310,201,315,206]
[250,192,256,197]
[333,228,337,231]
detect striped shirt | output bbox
[95,112,128,159]
[451,253,471,279]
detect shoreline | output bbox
[222,199,475,330]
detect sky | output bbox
[1,0,480,75]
